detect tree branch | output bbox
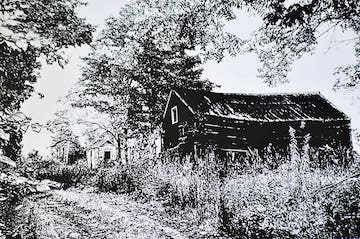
[77,119,117,140]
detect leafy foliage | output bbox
[224,160,360,238]
[242,0,360,86]
[0,0,93,111]
[72,0,248,112]
[46,111,75,143]
[73,34,215,132]
[0,0,94,65]
[0,111,31,160]
[0,44,39,112]
[0,175,30,237]
[0,0,94,160]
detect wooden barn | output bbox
[161,88,352,156]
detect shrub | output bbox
[135,154,221,229]
[50,160,93,188]
[0,173,32,237]
[309,146,354,168]
[93,164,138,194]
[321,171,360,238]
[18,154,92,188]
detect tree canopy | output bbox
[46,110,78,145]
[0,0,93,66]
[0,0,94,158]
[0,0,94,112]
[72,1,229,133]
[245,0,360,86]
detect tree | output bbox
[130,37,214,127]
[0,0,94,111]
[46,110,84,163]
[71,0,237,161]
[46,110,76,145]
[96,0,244,62]
[0,0,94,158]
[72,40,214,162]
[0,0,93,67]
[71,52,134,162]
[98,0,359,88]
[241,0,360,87]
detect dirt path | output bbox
[21,189,213,239]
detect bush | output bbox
[322,172,360,238]
[50,160,93,188]
[18,153,92,188]
[135,155,221,230]
[93,164,139,194]
[0,174,31,237]
[89,154,221,229]
[131,147,359,238]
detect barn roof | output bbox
[172,88,348,122]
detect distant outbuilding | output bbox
[161,88,352,156]
[86,138,117,168]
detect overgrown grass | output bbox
[93,164,138,193]
[20,144,359,238]
[224,160,360,238]
[92,147,359,238]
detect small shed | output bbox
[162,89,352,156]
[86,138,117,168]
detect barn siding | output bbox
[163,92,195,149]
[162,89,352,155]
[195,118,351,150]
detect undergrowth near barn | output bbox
[81,144,359,238]
[224,159,360,238]
[17,142,360,238]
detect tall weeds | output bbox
[23,136,358,238]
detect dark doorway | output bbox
[104,151,111,160]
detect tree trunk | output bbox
[117,134,122,164]
[124,128,128,165]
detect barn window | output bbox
[171,106,178,124]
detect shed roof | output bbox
[86,138,114,150]
[173,88,348,122]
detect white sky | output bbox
[21,0,360,155]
